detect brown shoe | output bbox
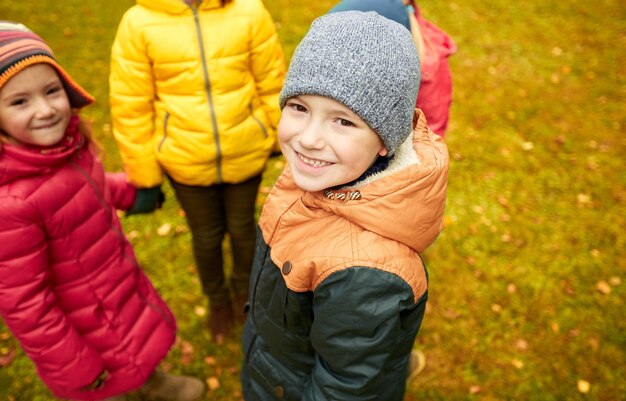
[209,303,234,344]
[140,369,206,401]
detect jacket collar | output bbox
[137,0,223,13]
[0,116,83,186]
[260,110,449,253]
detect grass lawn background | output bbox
[0,0,624,400]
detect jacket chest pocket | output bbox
[284,291,313,337]
[255,263,314,339]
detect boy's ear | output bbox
[379,144,389,157]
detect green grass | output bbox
[1,1,625,400]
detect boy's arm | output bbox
[304,268,425,400]
[249,1,286,131]
[0,197,105,394]
[109,10,162,188]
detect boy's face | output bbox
[278,94,388,192]
[0,63,71,147]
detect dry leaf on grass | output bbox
[595,281,611,295]
[157,223,172,236]
[0,347,15,367]
[469,385,481,394]
[207,376,221,391]
[511,359,524,369]
[577,379,590,393]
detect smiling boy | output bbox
[241,11,449,401]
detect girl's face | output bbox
[278,94,388,192]
[0,63,71,147]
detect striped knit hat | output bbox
[0,21,93,108]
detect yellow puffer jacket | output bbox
[109,0,285,187]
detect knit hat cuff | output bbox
[0,54,94,109]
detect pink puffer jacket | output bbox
[412,3,457,137]
[0,119,176,400]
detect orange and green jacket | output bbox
[109,0,285,187]
[242,111,449,400]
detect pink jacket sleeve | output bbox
[105,172,137,211]
[0,196,104,393]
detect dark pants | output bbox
[169,174,262,307]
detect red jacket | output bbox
[413,4,457,136]
[0,118,176,400]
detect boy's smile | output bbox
[278,94,388,192]
[0,63,71,147]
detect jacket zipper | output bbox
[158,112,170,151]
[191,4,223,183]
[249,104,268,138]
[70,157,176,328]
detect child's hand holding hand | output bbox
[126,186,165,216]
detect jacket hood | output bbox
[0,116,83,186]
[261,110,449,253]
[136,0,222,13]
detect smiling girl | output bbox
[0,21,204,401]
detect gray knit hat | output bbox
[279,11,420,155]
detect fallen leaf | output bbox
[577,379,590,394]
[515,339,528,351]
[126,230,140,240]
[595,281,611,295]
[469,385,481,394]
[554,134,566,145]
[550,322,560,333]
[472,205,484,214]
[491,304,502,313]
[179,340,194,366]
[609,276,621,286]
[577,193,591,206]
[204,356,217,365]
[511,359,524,369]
[180,340,194,354]
[550,73,560,84]
[174,226,189,235]
[590,249,600,258]
[0,347,15,367]
[507,283,517,294]
[207,377,221,391]
[194,305,207,317]
[0,332,10,340]
[156,223,172,236]
[521,141,534,151]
